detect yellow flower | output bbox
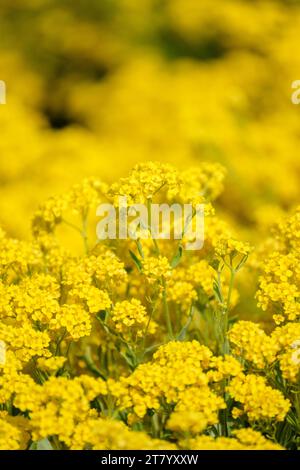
[108,162,181,205]
[142,256,172,283]
[0,417,29,450]
[50,304,92,340]
[228,373,290,422]
[37,356,66,373]
[70,417,176,450]
[181,428,283,450]
[228,321,278,368]
[110,298,156,341]
[216,238,253,259]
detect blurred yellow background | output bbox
[0,0,300,240]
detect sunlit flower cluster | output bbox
[0,160,298,450]
[2,0,300,449]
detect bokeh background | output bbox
[0,0,300,245]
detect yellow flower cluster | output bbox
[0,323,50,362]
[181,429,283,450]
[167,410,216,436]
[187,261,216,296]
[70,417,176,450]
[228,321,278,369]
[142,256,172,284]
[50,304,92,340]
[228,374,290,422]
[111,341,243,428]
[0,416,29,450]
[5,274,60,324]
[257,253,299,323]
[178,163,226,204]
[277,206,300,252]
[279,351,300,384]
[2,0,300,450]
[215,238,253,260]
[32,178,107,236]
[257,207,300,324]
[37,356,66,373]
[167,281,197,310]
[272,323,300,383]
[0,235,42,277]
[109,162,181,205]
[110,299,157,342]
[0,161,298,450]
[170,385,226,434]
[14,375,107,446]
[207,355,243,382]
[229,321,300,384]
[166,260,216,310]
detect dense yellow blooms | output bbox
[167,281,197,309]
[50,304,92,340]
[178,163,226,204]
[207,355,243,382]
[13,375,107,446]
[1,0,300,449]
[37,356,66,373]
[272,323,300,383]
[167,410,215,436]
[257,253,300,323]
[256,207,300,324]
[228,374,290,422]
[181,429,283,450]
[172,386,226,431]
[110,341,242,428]
[228,321,278,369]
[0,160,298,450]
[142,256,172,284]
[279,351,300,384]
[109,162,181,205]
[216,239,252,259]
[187,260,216,296]
[70,417,176,450]
[229,320,300,383]
[0,323,51,362]
[0,417,29,450]
[110,299,157,342]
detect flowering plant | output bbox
[0,162,299,450]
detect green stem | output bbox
[222,268,235,354]
[226,268,236,312]
[151,412,160,438]
[162,278,173,339]
[81,210,89,253]
[55,329,67,356]
[81,347,106,379]
[147,198,160,255]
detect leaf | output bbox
[136,239,144,259]
[97,310,107,321]
[129,250,143,272]
[119,350,135,368]
[176,306,195,340]
[228,315,239,326]
[235,254,248,272]
[170,245,182,268]
[30,438,53,450]
[213,281,223,303]
[144,342,164,355]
